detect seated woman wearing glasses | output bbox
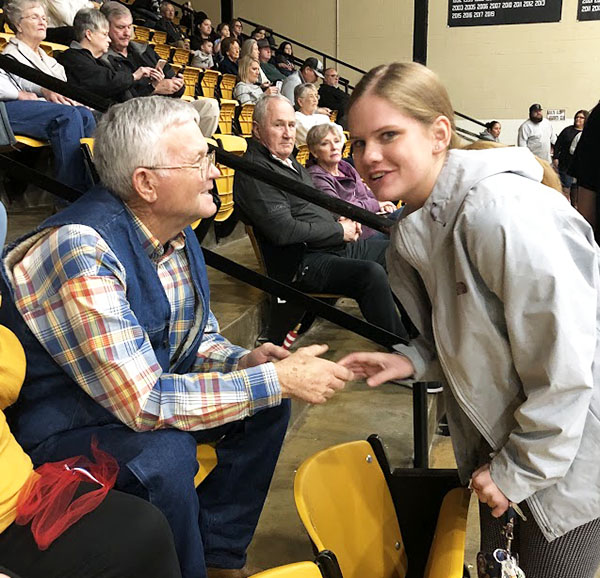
[0,0,95,193]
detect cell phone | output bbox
[156,59,167,71]
[275,80,282,91]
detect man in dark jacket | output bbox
[318,68,349,127]
[233,95,407,343]
[155,1,186,46]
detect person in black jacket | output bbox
[95,2,219,136]
[318,68,349,128]
[553,109,587,196]
[58,8,158,102]
[233,94,408,343]
[154,2,186,47]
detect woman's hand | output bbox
[337,352,415,386]
[470,464,510,518]
[378,201,397,213]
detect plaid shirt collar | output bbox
[126,208,187,262]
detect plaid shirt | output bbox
[7,214,281,432]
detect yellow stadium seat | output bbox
[133,25,151,43]
[294,440,470,578]
[193,443,217,487]
[237,103,255,137]
[182,66,202,98]
[251,562,323,578]
[172,47,190,65]
[342,132,352,158]
[219,73,236,100]
[218,99,238,135]
[151,30,167,44]
[329,110,338,123]
[200,69,220,98]
[153,43,172,61]
[39,41,69,57]
[14,136,48,148]
[212,134,246,221]
[295,144,310,167]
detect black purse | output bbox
[476,506,526,578]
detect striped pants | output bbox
[480,501,600,578]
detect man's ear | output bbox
[132,168,158,203]
[252,121,261,141]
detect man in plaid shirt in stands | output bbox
[0,96,353,578]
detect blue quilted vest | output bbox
[0,186,210,452]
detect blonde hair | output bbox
[349,62,459,149]
[237,55,259,83]
[462,140,564,195]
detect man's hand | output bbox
[133,66,156,81]
[339,217,359,242]
[237,342,290,370]
[41,88,75,105]
[152,77,184,95]
[17,90,38,101]
[470,464,510,518]
[275,344,353,404]
[337,351,415,387]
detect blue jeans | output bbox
[29,400,291,578]
[4,100,95,193]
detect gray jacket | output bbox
[391,147,600,541]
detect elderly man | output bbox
[280,56,323,104]
[99,1,219,136]
[0,97,352,578]
[233,95,407,343]
[318,67,349,127]
[155,1,186,46]
[517,103,556,163]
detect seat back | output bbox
[213,134,246,221]
[251,562,323,577]
[295,144,310,167]
[182,66,202,98]
[172,47,190,65]
[152,30,167,44]
[218,99,238,135]
[329,110,338,123]
[220,73,237,100]
[200,69,220,98]
[294,440,408,578]
[133,25,151,42]
[237,103,255,137]
[342,132,351,158]
[153,43,172,61]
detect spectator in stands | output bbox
[59,8,158,102]
[130,0,160,25]
[553,109,588,196]
[213,21,229,57]
[218,36,240,76]
[340,62,600,578]
[0,0,95,192]
[233,56,277,105]
[0,96,353,578]
[257,38,284,83]
[190,16,215,51]
[155,1,186,47]
[517,103,555,162]
[39,0,93,44]
[318,68,349,127]
[307,123,399,240]
[190,37,214,69]
[240,38,269,85]
[251,25,267,41]
[294,83,343,147]
[281,56,323,104]
[570,104,600,239]
[478,120,501,142]
[234,95,408,342]
[0,320,183,578]
[99,2,219,137]
[275,41,295,77]
[229,18,247,44]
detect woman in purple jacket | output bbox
[306,123,401,239]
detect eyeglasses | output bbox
[21,14,48,23]
[141,151,216,179]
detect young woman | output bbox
[478,120,501,142]
[339,62,600,578]
[275,41,295,76]
[232,56,276,105]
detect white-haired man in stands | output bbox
[234,94,408,344]
[0,96,353,578]
[100,1,219,137]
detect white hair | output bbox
[253,94,293,128]
[94,97,199,200]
